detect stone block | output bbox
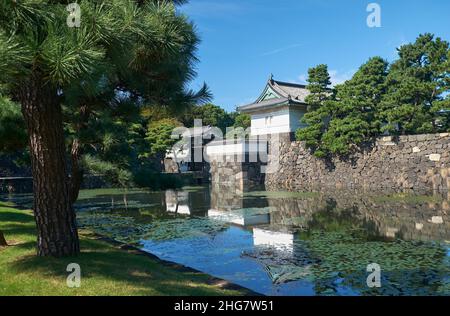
[429,154,441,162]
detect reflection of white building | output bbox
[208,209,270,227]
[166,190,191,215]
[247,227,312,284]
[252,227,298,254]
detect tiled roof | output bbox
[238,76,310,113]
[270,80,311,103]
[238,97,290,112]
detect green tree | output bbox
[297,58,389,157]
[321,57,388,156]
[183,103,233,132]
[70,101,143,189]
[0,96,27,152]
[379,34,450,135]
[233,112,251,130]
[145,118,182,156]
[0,0,206,256]
[295,64,332,157]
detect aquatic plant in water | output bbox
[301,230,450,295]
[142,217,229,241]
[77,211,229,244]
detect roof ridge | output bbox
[268,80,289,98]
[238,96,302,113]
[272,79,307,89]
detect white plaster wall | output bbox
[250,107,307,136]
[205,141,246,156]
[205,140,263,163]
[251,108,291,136]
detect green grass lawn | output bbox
[0,202,246,296]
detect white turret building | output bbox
[237,75,311,136]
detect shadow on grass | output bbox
[0,210,34,223]
[2,223,36,235]
[1,207,247,295]
[12,236,229,295]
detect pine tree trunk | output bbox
[0,230,7,246]
[19,75,80,257]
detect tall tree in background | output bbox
[295,64,332,157]
[145,118,182,157]
[233,113,251,130]
[321,57,388,156]
[0,96,27,153]
[297,58,389,157]
[0,0,207,257]
[182,103,233,133]
[297,33,450,157]
[379,34,450,135]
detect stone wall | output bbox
[266,133,450,193]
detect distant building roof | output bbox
[238,75,311,113]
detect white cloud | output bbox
[328,69,355,86]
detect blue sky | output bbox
[180,0,450,112]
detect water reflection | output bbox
[166,191,191,215]
[2,186,449,296]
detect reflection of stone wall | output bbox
[210,159,264,192]
[266,133,450,193]
[209,183,268,212]
[265,191,450,242]
[330,191,450,242]
[210,179,244,211]
[267,197,326,229]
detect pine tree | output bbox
[0,0,207,257]
[297,58,389,157]
[379,34,450,135]
[322,57,388,155]
[295,64,332,157]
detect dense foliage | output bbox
[0,96,27,152]
[233,112,251,130]
[297,34,450,157]
[181,103,234,133]
[0,0,213,256]
[295,64,333,157]
[0,0,213,189]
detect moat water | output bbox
[2,186,449,296]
